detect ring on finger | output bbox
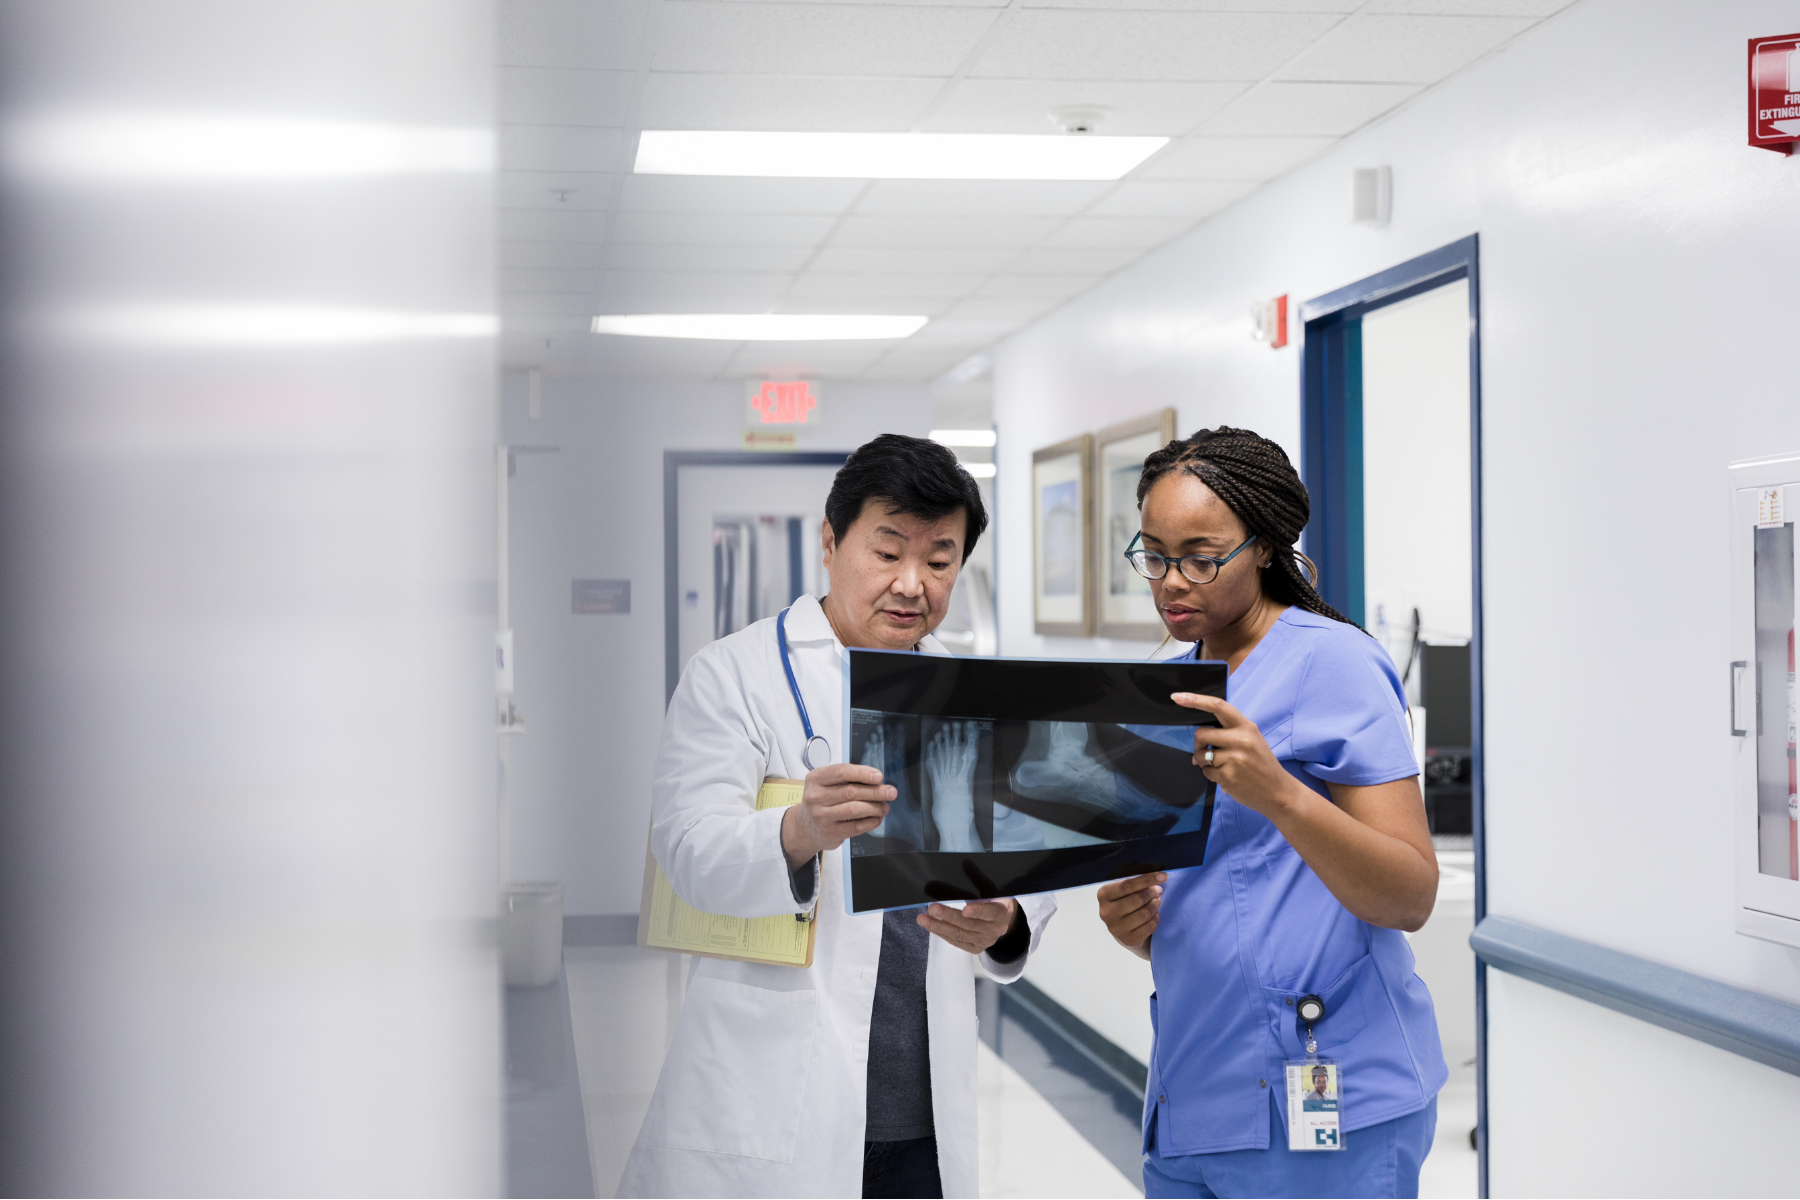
[1203,747,1215,766]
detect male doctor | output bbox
[619,434,1056,1200]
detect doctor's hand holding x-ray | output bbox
[777,503,1021,956]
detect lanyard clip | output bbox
[1297,993,1325,1056]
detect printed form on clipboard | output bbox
[636,778,816,968]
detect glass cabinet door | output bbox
[1733,459,1800,946]
[1752,496,1797,881]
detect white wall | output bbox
[990,0,1800,1184]
[499,375,932,915]
[1487,971,1800,1198]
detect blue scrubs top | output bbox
[1144,607,1447,1156]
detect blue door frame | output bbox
[1298,234,1488,1195]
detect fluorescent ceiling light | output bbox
[591,314,927,341]
[930,429,997,448]
[43,303,497,346]
[635,131,1167,181]
[964,463,997,479]
[4,113,492,181]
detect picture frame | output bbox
[1093,408,1179,640]
[1031,434,1092,637]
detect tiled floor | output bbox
[522,941,1478,1199]
[978,1039,1141,1198]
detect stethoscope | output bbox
[776,606,831,771]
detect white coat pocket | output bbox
[642,976,821,1164]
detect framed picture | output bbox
[1031,434,1092,637]
[1093,408,1178,640]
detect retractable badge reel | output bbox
[1285,993,1344,1151]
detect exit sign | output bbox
[745,380,822,427]
[1749,33,1800,154]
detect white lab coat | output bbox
[618,594,1056,1200]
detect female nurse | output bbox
[1098,426,1446,1199]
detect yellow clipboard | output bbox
[636,778,816,968]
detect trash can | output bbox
[500,881,564,987]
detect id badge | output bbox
[1285,1059,1343,1151]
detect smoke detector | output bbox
[1048,105,1111,135]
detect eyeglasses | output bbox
[1123,531,1259,585]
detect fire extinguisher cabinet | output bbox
[1730,453,1800,947]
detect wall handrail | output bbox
[1471,915,1800,1077]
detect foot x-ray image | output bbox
[843,651,1228,913]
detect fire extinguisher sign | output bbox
[1749,33,1800,154]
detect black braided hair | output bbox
[1135,425,1360,630]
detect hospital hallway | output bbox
[2,0,1799,1196]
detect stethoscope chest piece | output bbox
[802,734,831,772]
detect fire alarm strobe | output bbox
[1749,33,1800,155]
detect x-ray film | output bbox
[842,650,1228,913]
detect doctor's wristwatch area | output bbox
[1729,452,1800,950]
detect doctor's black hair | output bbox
[1135,425,1358,629]
[826,433,988,562]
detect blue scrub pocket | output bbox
[1264,953,1373,1060]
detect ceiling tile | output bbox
[579,335,746,377]
[857,345,986,381]
[922,79,1248,135]
[611,211,839,245]
[619,175,866,215]
[654,3,1000,75]
[500,209,610,241]
[904,316,1023,345]
[1361,0,1571,13]
[1022,1,1356,10]
[604,244,819,272]
[1133,136,1337,180]
[942,295,1063,321]
[1197,82,1423,136]
[639,73,942,132]
[1004,245,1143,273]
[498,0,650,70]
[1040,217,1194,247]
[974,273,1101,298]
[499,171,618,210]
[498,67,634,126]
[971,10,1342,81]
[855,180,1112,218]
[1086,179,1257,218]
[771,295,961,317]
[785,273,985,300]
[808,245,1022,274]
[502,241,609,270]
[725,341,900,378]
[832,215,1063,247]
[501,124,628,172]
[1275,13,1537,82]
[598,271,795,304]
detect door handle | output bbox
[1730,660,1748,737]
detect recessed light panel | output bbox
[634,131,1167,181]
[591,314,928,341]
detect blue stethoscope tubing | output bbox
[777,606,831,771]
